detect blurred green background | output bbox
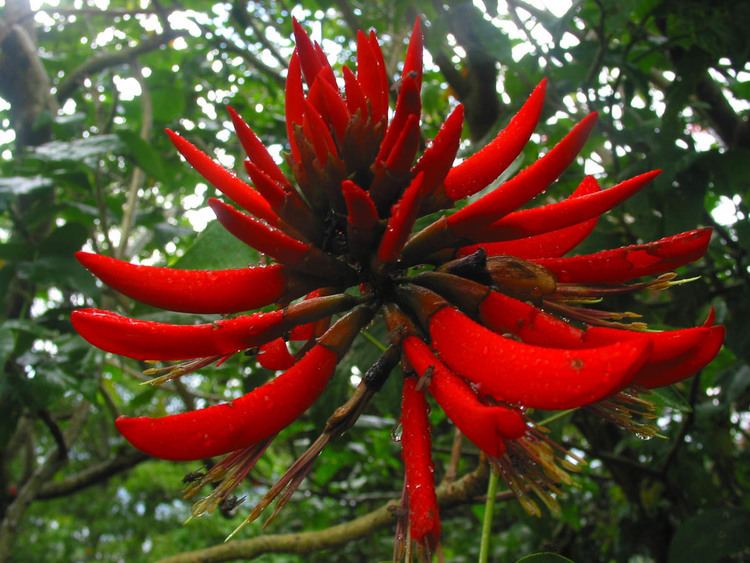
[1,0,749,561]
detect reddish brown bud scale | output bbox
[481,170,660,242]
[258,338,296,371]
[449,112,598,231]
[534,228,712,284]
[429,306,652,409]
[116,344,339,461]
[404,337,526,457]
[75,251,291,314]
[444,79,547,200]
[227,106,290,188]
[166,129,280,227]
[400,377,440,550]
[457,175,601,258]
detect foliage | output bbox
[0,0,748,561]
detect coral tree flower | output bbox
[73,17,724,556]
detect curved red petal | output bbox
[72,307,284,361]
[285,50,304,163]
[356,30,388,123]
[413,104,464,202]
[227,106,289,188]
[481,170,660,241]
[456,175,600,258]
[257,338,296,370]
[533,228,712,284]
[429,307,651,409]
[448,112,598,230]
[632,325,724,388]
[76,251,289,314]
[404,337,525,457]
[115,345,338,460]
[208,198,310,265]
[376,173,425,264]
[402,17,423,88]
[401,377,440,548]
[308,76,350,142]
[443,80,547,200]
[166,129,279,226]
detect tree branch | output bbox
[55,30,182,102]
[0,402,89,562]
[157,462,490,563]
[35,449,148,500]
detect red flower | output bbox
[72,18,723,553]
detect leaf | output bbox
[516,553,575,563]
[0,176,53,200]
[32,134,122,163]
[171,220,259,270]
[117,130,166,181]
[668,508,750,563]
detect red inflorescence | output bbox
[73,17,724,555]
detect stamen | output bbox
[184,438,272,518]
[142,355,225,386]
[543,299,649,330]
[491,423,584,518]
[587,387,664,439]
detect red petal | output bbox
[404,337,526,457]
[413,104,464,201]
[302,100,339,164]
[342,65,367,118]
[377,74,420,164]
[308,76,350,142]
[429,307,651,409]
[376,173,425,264]
[76,251,289,314]
[72,307,284,361]
[401,377,440,548]
[166,129,280,227]
[633,325,724,388]
[342,180,378,231]
[443,80,547,200]
[258,338,296,370]
[226,106,289,188]
[402,17,423,88]
[481,170,660,241]
[115,345,338,460]
[448,112,598,230]
[356,30,388,123]
[456,176,600,258]
[292,19,336,87]
[533,228,712,284]
[208,197,310,265]
[285,50,305,163]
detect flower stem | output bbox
[478,468,499,563]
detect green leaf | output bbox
[171,220,259,270]
[516,553,575,563]
[117,130,166,181]
[668,508,750,563]
[0,176,53,199]
[32,134,122,162]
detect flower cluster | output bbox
[73,19,723,556]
